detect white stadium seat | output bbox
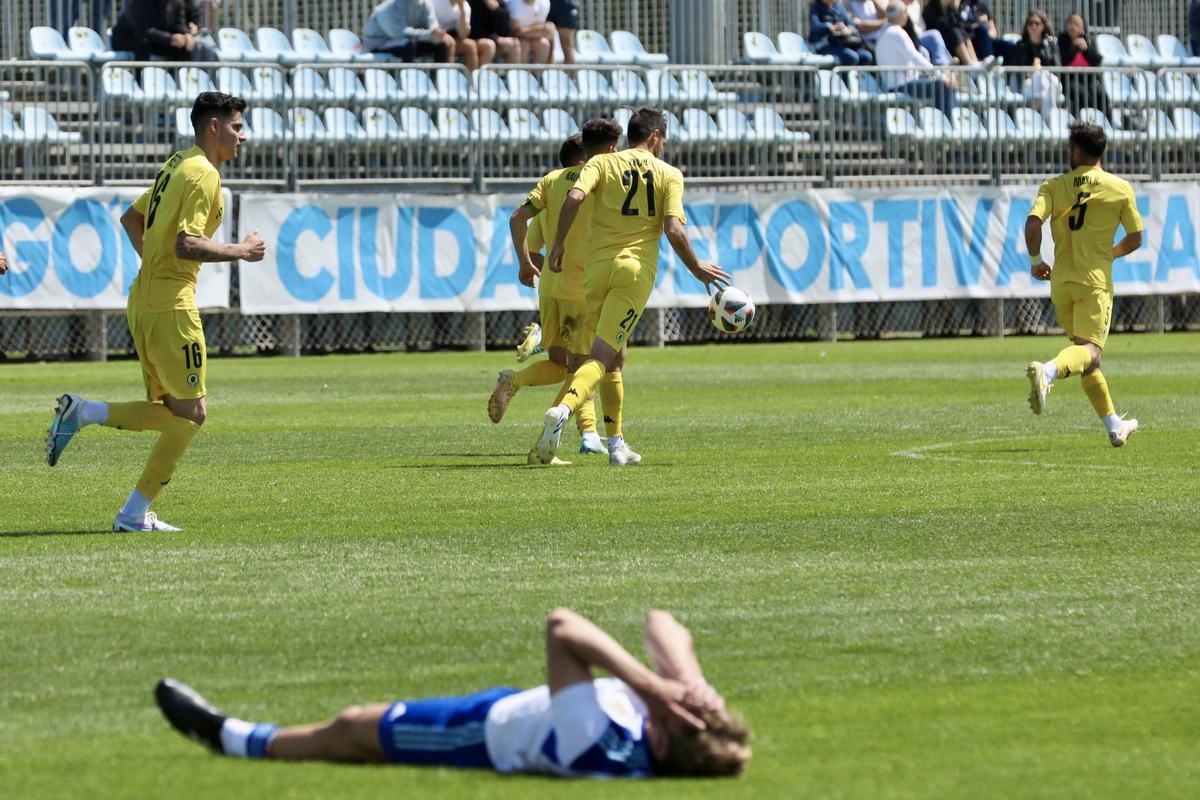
[608,31,668,65]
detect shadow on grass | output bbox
[0,529,130,538]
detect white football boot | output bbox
[1026,361,1051,415]
[1108,415,1138,448]
[112,512,182,532]
[515,323,542,363]
[608,440,642,467]
[535,406,570,465]
[579,431,607,455]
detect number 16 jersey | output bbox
[1030,164,1142,291]
[571,148,687,270]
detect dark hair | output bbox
[1064,12,1086,33]
[580,117,622,155]
[1068,122,1106,158]
[654,709,752,778]
[1023,10,1053,40]
[557,133,585,167]
[190,91,247,135]
[627,107,667,146]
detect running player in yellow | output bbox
[535,109,730,466]
[44,92,265,531]
[1025,122,1143,447]
[489,133,609,459]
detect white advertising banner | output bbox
[0,187,232,310]
[232,182,1200,314]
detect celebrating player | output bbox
[1025,122,1143,447]
[534,108,730,465]
[489,131,614,461]
[154,607,750,778]
[44,92,265,531]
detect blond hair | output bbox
[655,709,752,778]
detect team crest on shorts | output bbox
[615,331,625,343]
[187,373,199,388]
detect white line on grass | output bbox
[889,437,1192,473]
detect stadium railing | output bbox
[0,61,95,185]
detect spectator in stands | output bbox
[808,0,875,66]
[548,0,578,63]
[506,0,556,63]
[433,0,495,70]
[468,0,522,63]
[1190,0,1200,57]
[877,2,957,114]
[922,0,985,65]
[1006,10,1063,121]
[362,0,455,63]
[957,0,997,59]
[111,0,218,61]
[846,0,888,49]
[903,0,953,65]
[1057,12,1110,117]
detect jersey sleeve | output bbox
[178,170,221,237]
[1029,180,1055,221]
[525,175,549,212]
[526,215,546,252]
[547,682,651,777]
[132,187,152,215]
[662,168,686,224]
[1120,185,1144,233]
[573,160,602,197]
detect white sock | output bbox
[119,489,152,519]
[554,403,571,418]
[608,435,625,449]
[1102,413,1122,433]
[581,431,602,443]
[220,718,278,759]
[1042,361,1059,382]
[79,401,108,426]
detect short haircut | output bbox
[626,107,667,146]
[1068,122,1106,159]
[580,118,622,156]
[654,709,752,778]
[190,91,247,136]
[558,133,585,167]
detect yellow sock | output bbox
[104,402,173,432]
[577,394,598,434]
[599,372,624,438]
[1081,370,1116,418]
[515,360,567,389]
[552,379,570,406]
[561,360,605,415]
[136,416,200,500]
[1053,345,1093,379]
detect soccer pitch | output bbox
[2,335,1198,799]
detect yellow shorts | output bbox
[126,305,207,401]
[539,293,590,355]
[1051,282,1113,348]
[583,256,656,350]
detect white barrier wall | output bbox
[0,188,232,310]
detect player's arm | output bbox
[548,188,585,273]
[174,173,266,263]
[1026,182,1053,281]
[509,201,541,288]
[1113,189,1144,259]
[1112,229,1142,259]
[121,206,146,259]
[664,216,730,289]
[545,608,705,730]
[643,610,725,714]
[526,213,546,271]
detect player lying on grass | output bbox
[155,608,750,778]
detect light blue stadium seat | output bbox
[0,108,25,142]
[293,67,334,103]
[327,67,368,102]
[68,26,132,62]
[288,107,328,141]
[1044,107,1074,138]
[101,66,144,101]
[816,70,852,103]
[178,67,217,98]
[175,108,194,138]
[917,106,956,141]
[949,107,985,139]
[777,31,837,67]
[984,108,1020,142]
[646,68,683,103]
[542,108,579,140]
[323,107,368,141]
[1125,34,1174,68]
[257,27,306,65]
[218,28,268,62]
[552,31,566,64]
[1013,107,1053,140]
[663,109,689,143]
[963,72,1023,106]
[575,29,622,64]
[681,108,719,143]
[329,28,394,62]
[743,31,793,65]
[397,107,438,141]
[436,68,471,104]
[1095,34,1133,66]
[21,107,83,144]
[885,107,923,139]
[1156,35,1200,67]
[1160,70,1200,104]
[398,69,437,103]
[507,108,552,142]
[247,107,286,143]
[714,108,751,141]
[363,106,402,140]
[470,107,513,141]
[844,71,906,105]
[610,69,647,104]
[142,67,188,103]
[612,107,634,134]
[292,28,342,63]
[363,69,400,102]
[1172,107,1200,139]
[218,67,259,101]
[253,66,292,101]
[30,27,79,60]
[575,69,616,103]
[436,107,471,142]
[1144,108,1178,139]
[507,69,548,103]
[677,69,736,103]
[609,31,668,65]
[541,69,579,103]
[750,107,810,142]
[473,69,509,103]
[1076,107,1142,145]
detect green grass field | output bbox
[2,334,1198,799]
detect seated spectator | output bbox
[468,0,522,63]
[1191,0,1200,58]
[433,0,494,70]
[362,0,455,63]
[876,1,957,114]
[111,0,218,62]
[1057,12,1109,116]
[957,0,997,59]
[923,0,983,65]
[847,0,888,47]
[548,0,579,63]
[1006,10,1062,121]
[809,0,875,66]
[506,0,556,63]
[904,0,953,65]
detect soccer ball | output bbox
[708,286,755,334]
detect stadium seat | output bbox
[29,27,79,60]
[677,69,736,103]
[750,107,811,142]
[473,69,510,103]
[293,67,334,103]
[362,106,401,140]
[397,107,439,142]
[612,107,634,133]
[68,27,133,62]
[1156,34,1200,67]
[1095,34,1134,66]
[574,29,622,64]
[101,66,145,101]
[776,31,837,67]
[1171,107,1200,139]
[142,67,189,103]
[609,31,668,65]
[506,69,548,103]
[507,108,553,142]
[743,31,794,65]
[541,69,580,102]
[178,67,218,98]
[436,107,471,142]
[253,66,292,101]
[1013,107,1054,140]
[646,68,682,103]
[1044,107,1074,138]
[327,67,368,102]
[843,71,906,105]
[363,69,401,102]
[1102,71,1153,107]
[469,107,513,141]
[217,28,268,62]
[917,106,956,141]
[398,69,437,103]
[1125,34,1175,68]
[885,107,923,139]
[1136,71,1166,104]
[257,27,306,65]
[962,71,1024,106]
[435,68,471,104]
[1144,108,1179,139]
[552,32,566,64]
[1160,70,1200,104]
[288,107,328,141]
[663,109,689,142]
[292,29,342,63]
[247,107,286,143]
[575,69,616,103]
[610,69,648,104]
[984,107,1020,142]
[541,108,580,140]
[0,108,25,142]
[175,108,194,139]
[329,28,394,62]
[681,108,719,143]
[816,70,852,103]
[1076,107,1142,145]
[949,107,985,139]
[218,67,260,101]
[21,107,82,144]
[715,108,753,141]
[323,107,368,141]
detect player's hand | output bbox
[645,677,706,732]
[681,679,725,715]
[690,261,731,291]
[0,251,8,275]
[548,244,565,273]
[170,33,188,48]
[240,229,266,262]
[1031,262,1052,281]
[518,258,540,288]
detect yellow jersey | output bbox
[524,166,590,301]
[571,148,686,268]
[129,146,225,312]
[1030,164,1142,290]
